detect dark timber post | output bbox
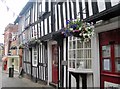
[76,74,79,89]
[81,74,87,89]
[69,72,71,89]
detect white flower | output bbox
[84,38,90,42]
[79,27,82,30]
[70,28,73,31]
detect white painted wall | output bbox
[91,34,100,87]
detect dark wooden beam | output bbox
[85,0,89,18]
[79,0,83,19]
[60,4,64,28]
[57,4,60,30]
[105,0,111,10]
[91,0,99,15]
[69,2,72,19]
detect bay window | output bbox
[68,37,92,70]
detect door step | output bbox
[49,82,58,88]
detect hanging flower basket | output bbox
[63,18,94,42]
[70,30,81,37]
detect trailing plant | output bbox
[62,18,94,42]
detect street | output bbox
[0,62,54,89]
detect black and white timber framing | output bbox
[14,0,120,89]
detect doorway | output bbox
[52,44,58,84]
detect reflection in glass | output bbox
[115,44,120,57]
[84,49,91,58]
[69,51,72,58]
[77,40,83,48]
[77,50,83,58]
[73,50,76,58]
[103,59,111,71]
[115,58,120,72]
[73,41,76,49]
[102,45,110,58]
[69,42,72,49]
[76,60,85,69]
[84,41,91,48]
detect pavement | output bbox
[0,62,54,89]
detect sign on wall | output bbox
[104,81,120,89]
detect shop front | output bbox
[99,29,120,88]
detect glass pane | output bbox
[102,45,110,58]
[72,60,75,68]
[69,42,72,49]
[115,44,120,57]
[76,60,84,69]
[103,59,111,71]
[69,60,75,68]
[77,40,83,48]
[69,60,72,68]
[73,41,76,49]
[84,41,91,48]
[77,50,83,58]
[73,37,76,40]
[115,58,120,72]
[69,51,72,58]
[73,50,76,58]
[84,49,91,58]
[69,36,72,40]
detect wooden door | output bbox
[52,45,58,84]
[99,29,120,88]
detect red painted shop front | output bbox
[99,29,120,88]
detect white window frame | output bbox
[32,47,38,66]
[68,37,92,70]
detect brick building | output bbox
[2,23,22,72]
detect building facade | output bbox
[0,43,4,62]
[14,0,120,88]
[3,24,22,72]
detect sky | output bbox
[0,0,28,43]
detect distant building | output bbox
[0,43,4,62]
[2,23,22,72]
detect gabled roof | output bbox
[14,1,33,24]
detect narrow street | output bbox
[0,62,54,88]
[0,62,2,88]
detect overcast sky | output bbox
[0,0,28,43]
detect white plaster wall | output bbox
[71,75,76,87]
[47,41,57,85]
[70,74,94,87]
[91,34,100,87]
[87,74,94,87]
[95,16,120,33]
[63,38,67,87]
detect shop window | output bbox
[115,44,120,72]
[33,48,37,66]
[68,37,92,69]
[102,45,111,71]
[103,59,111,71]
[102,45,110,58]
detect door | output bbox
[52,45,58,84]
[99,29,120,88]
